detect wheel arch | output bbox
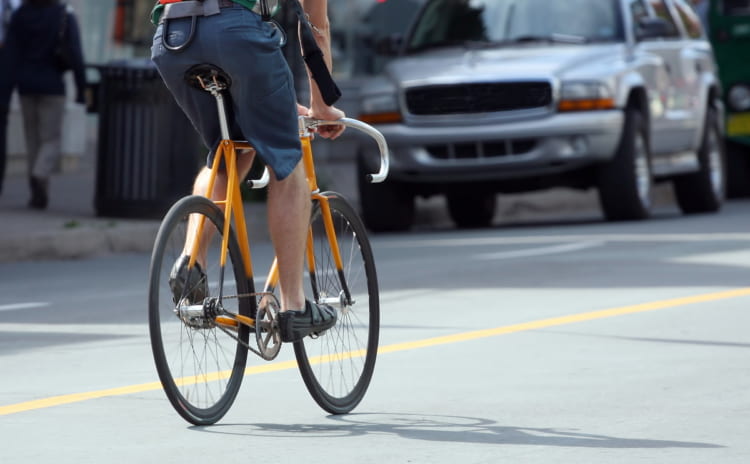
[625,87,650,133]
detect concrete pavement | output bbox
[0,149,271,263]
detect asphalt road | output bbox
[1,199,750,463]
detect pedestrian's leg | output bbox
[20,95,40,182]
[20,95,46,208]
[0,46,11,195]
[0,100,9,195]
[267,162,310,312]
[31,95,65,179]
[26,95,65,209]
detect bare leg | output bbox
[267,162,310,312]
[184,150,255,266]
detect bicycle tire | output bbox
[148,195,253,425]
[294,194,380,414]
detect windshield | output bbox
[722,0,750,16]
[406,0,623,53]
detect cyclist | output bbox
[150,0,345,342]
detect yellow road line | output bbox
[2,287,749,416]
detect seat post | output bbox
[204,82,232,141]
[185,65,234,141]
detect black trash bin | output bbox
[94,59,202,218]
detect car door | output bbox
[640,0,704,153]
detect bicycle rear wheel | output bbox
[295,194,380,414]
[148,195,253,425]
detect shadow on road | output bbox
[192,412,722,449]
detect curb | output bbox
[0,221,161,262]
[0,203,271,263]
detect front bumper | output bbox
[363,110,625,183]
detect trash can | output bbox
[93,59,202,218]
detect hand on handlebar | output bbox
[297,103,346,140]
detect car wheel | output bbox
[597,108,652,221]
[673,107,726,214]
[446,191,496,228]
[357,156,415,232]
[725,140,750,198]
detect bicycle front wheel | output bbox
[295,194,380,414]
[148,195,253,425]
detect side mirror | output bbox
[374,34,404,56]
[637,17,672,40]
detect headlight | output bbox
[359,94,402,124]
[559,82,615,112]
[728,85,750,112]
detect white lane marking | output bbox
[475,241,604,260]
[0,323,145,335]
[670,249,750,268]
[385,233,750,248]
[0,302,50,312]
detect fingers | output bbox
[306,104,346,139]
[317,124,345,140]
[297,103,310,116]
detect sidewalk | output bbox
[0,150,270,263]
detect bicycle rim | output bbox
[295,195,380,414]
[148,195,252,425]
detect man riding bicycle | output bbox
[150,0,344,342]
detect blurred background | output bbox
[3,0,425,179]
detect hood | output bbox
[386,43,626,86]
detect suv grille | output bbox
[426,139,537,160]
[405,82,552,115]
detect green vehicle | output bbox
[710,0,750,195]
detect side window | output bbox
[629,0,651,35]
[673,0,704,38]
[647,0,681,37]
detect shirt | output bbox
[5,3,87,99]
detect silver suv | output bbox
[357,0,725,231]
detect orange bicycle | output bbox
[147,65,389,425]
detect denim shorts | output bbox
[151,4,300,180]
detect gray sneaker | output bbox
[168,255,208,305]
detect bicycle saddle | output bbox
[184,64,232,91]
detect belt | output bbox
[161,0,278,23]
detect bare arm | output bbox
[299,0,345,138]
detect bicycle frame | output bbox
[184,116,389,329]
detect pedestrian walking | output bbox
[4,0,86,209]
[0,0,21,196]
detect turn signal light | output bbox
[559,98,616,112]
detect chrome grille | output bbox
[426,139,537,160]
[405,82,552,115]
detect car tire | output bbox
[357,156,415,232]
[597,108,653,221]
[446,191,496,228]
[725,140,750,198]
[673,107,726,214]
